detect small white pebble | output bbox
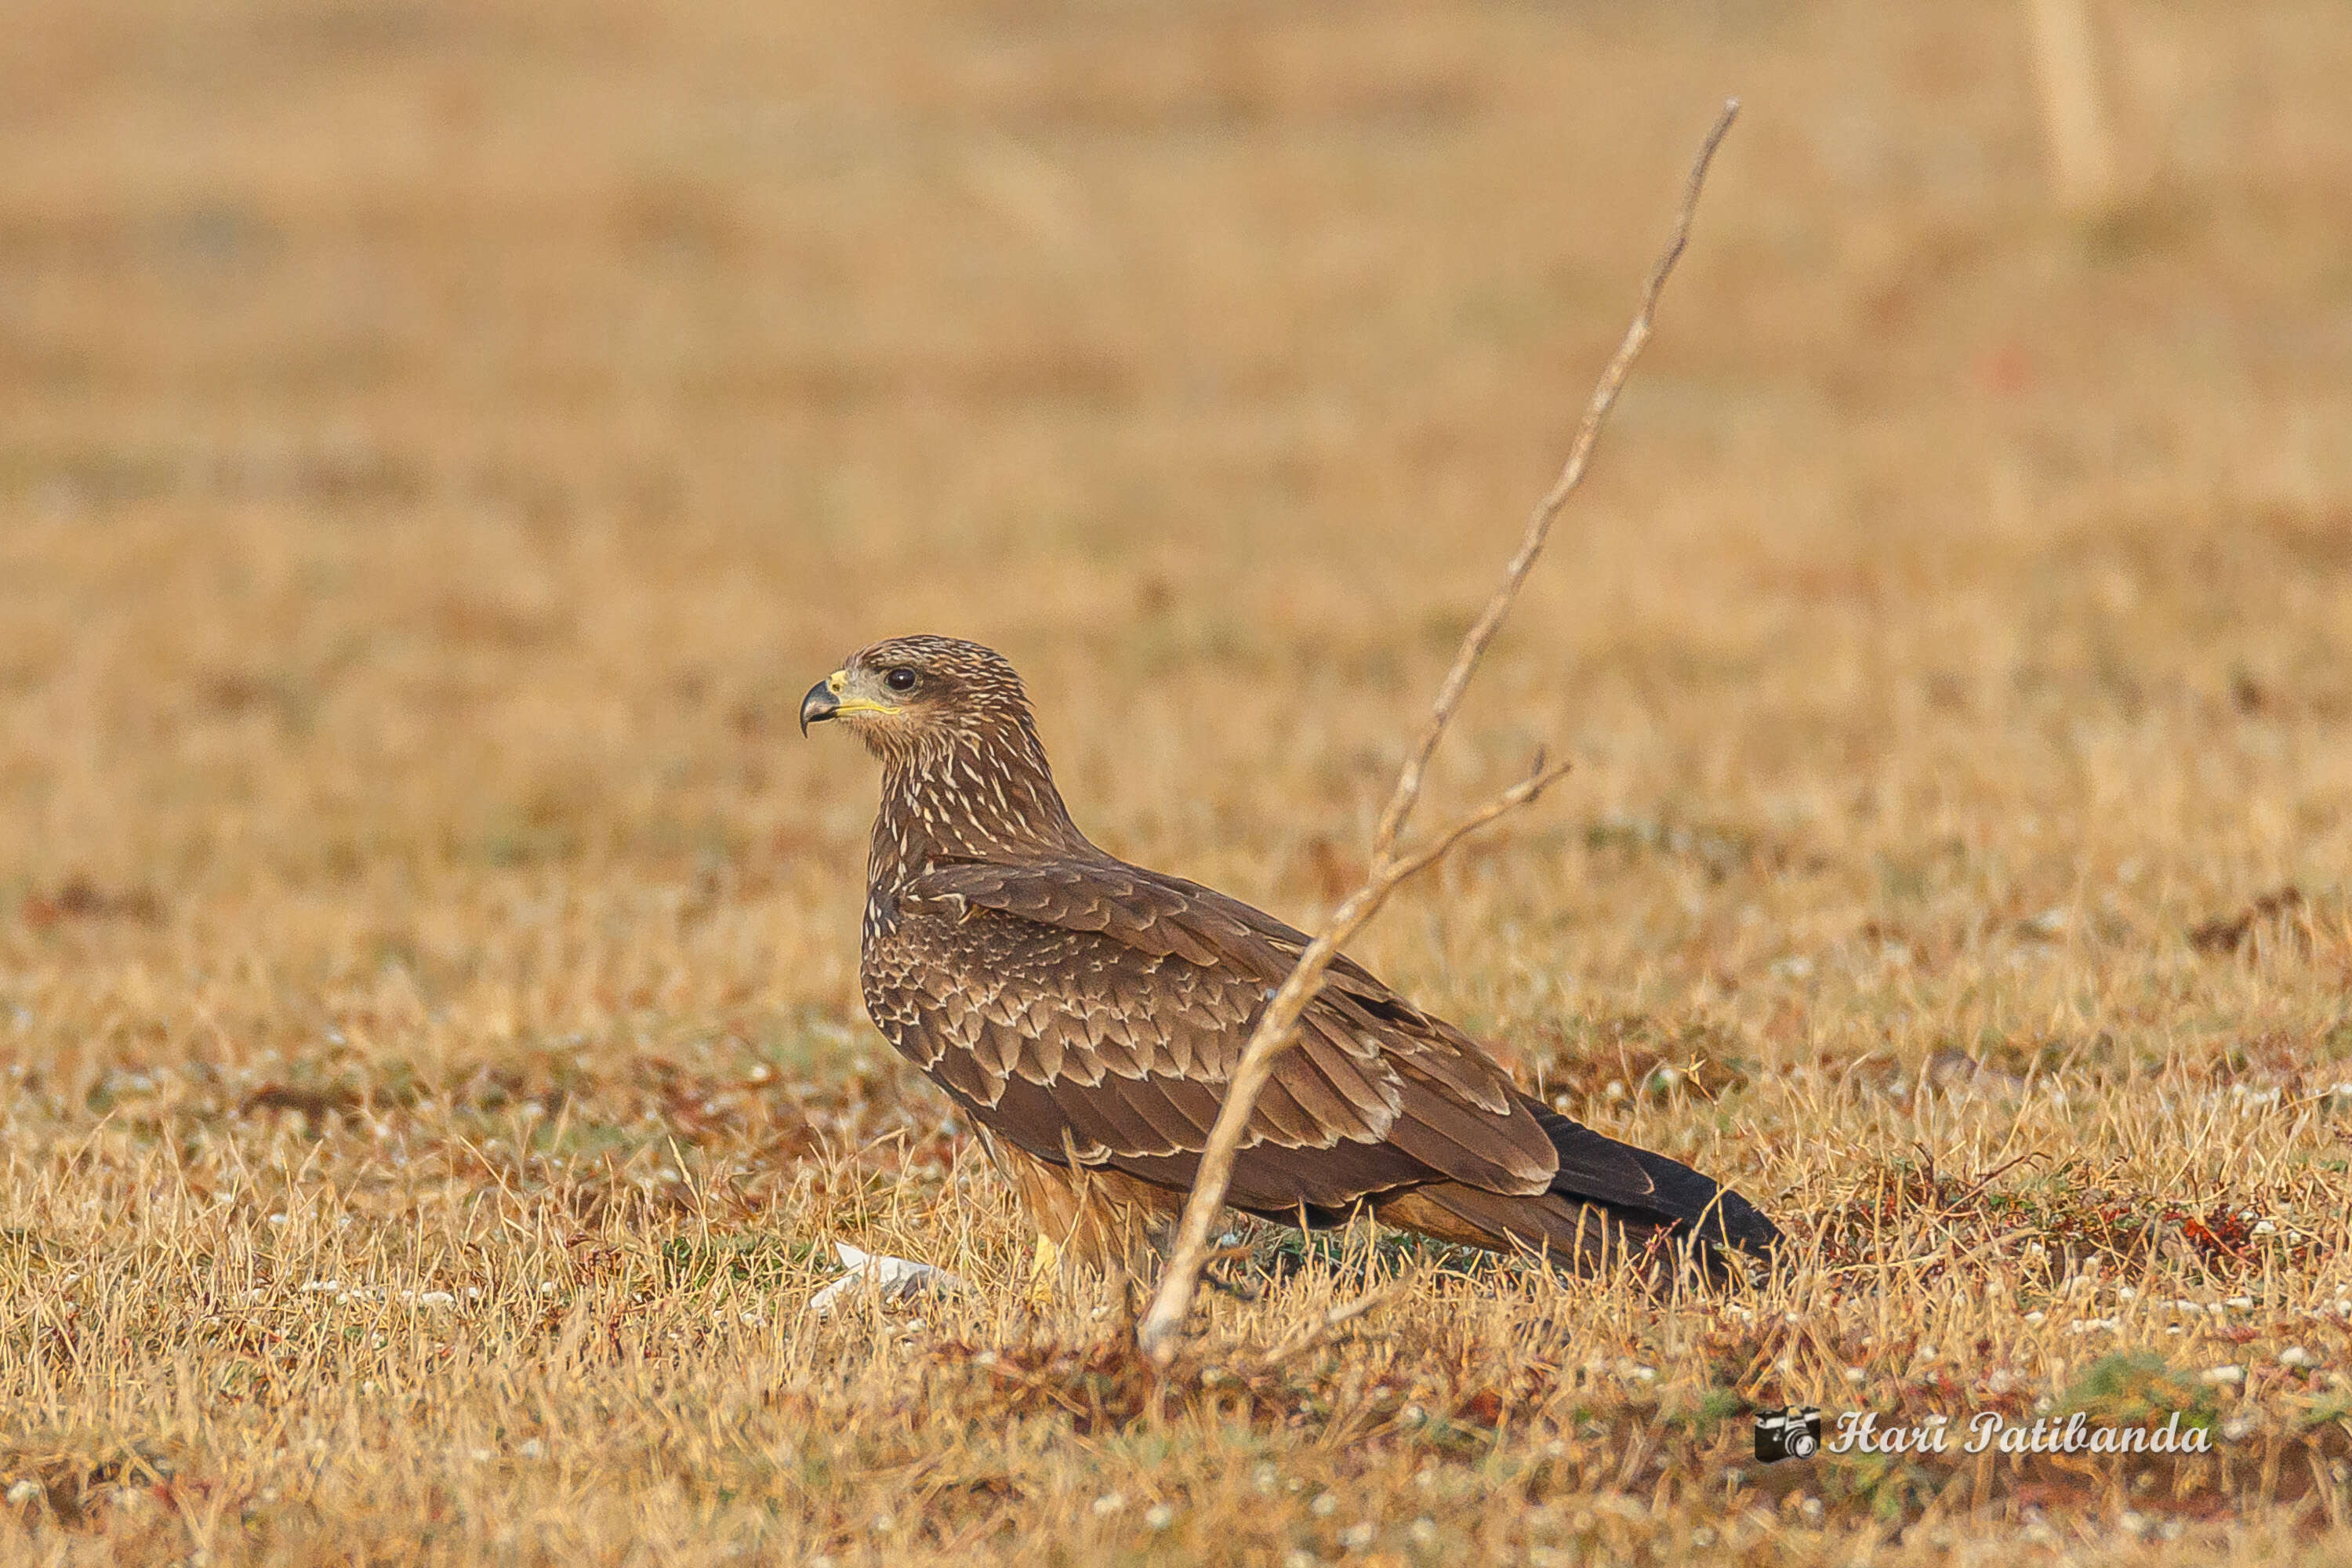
[1310,1492,1338,1517]
[519,1439,544,1459]
[418,1291,456,1308]
[5,1479,41,1505]
[1339,1521,1377,1551]
[2201,1365,2245,1385]
[1092,1493,1125,1516]
[1144,1502,1174,1530]
[2222,1414,2256,1441]
[2281,1347,2317,1369]
[2024,1311,2046,1326]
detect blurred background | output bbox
[2,0,2347,1080]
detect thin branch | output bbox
[1138,100,1743,1368]
[1137,763,1571,1363]
[2023,0,2118,213]
[1370,98,1740,864]
[1380,756,1574,888]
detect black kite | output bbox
[801,636,1778,1287]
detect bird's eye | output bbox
[885,667,918,693]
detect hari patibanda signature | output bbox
[1828,1410,2214,1457]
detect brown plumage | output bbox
[800,635,1780,1282]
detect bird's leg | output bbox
[1107,1249,1142,1335]
[1025,1232,1064,1307]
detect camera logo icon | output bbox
[1753,1406,1822,1462]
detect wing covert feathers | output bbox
[862,854,1776,1266]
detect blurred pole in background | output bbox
[2024,0,2120,212]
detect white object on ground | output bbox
[809,1242,966,1318]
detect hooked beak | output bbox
[799,670,902,735]
[799,675,842,735]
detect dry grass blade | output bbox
[1256,1287,1396,1371]
[1138,100,1744,1367]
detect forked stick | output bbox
[1138,100,1743,1367]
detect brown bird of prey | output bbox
[800,635,1778,1290]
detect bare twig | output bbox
[2023,0,2118,213]
[1370,99,1742,863]
[1137,100,1744,1367]
[1135,761,1570,1364]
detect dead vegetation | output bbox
[3,0,2352,1562]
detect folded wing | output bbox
[865,857,1671,1221]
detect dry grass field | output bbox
[5,0,2352,1562]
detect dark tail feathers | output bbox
[1388,1103,1779,1280]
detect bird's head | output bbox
[799,635,1036,760]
